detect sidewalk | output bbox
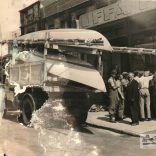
[86,111,156,137]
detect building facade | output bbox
[79,0,156,49]
[20,0,118,34]
[20,0,156,48]
[20,1,41,35]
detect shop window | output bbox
[61,20,66,28]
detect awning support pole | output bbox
[98,51,103,76]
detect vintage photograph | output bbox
[0,0,156,155]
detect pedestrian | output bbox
[149,72,156,118]
[112,64,120,76]
[134,71,140,83]
[126,73,140,126]
[116,74,125,120]
[121,72,129,87]
[0,83,6,120]
[121,72,129,118]
[138,71,153,121]
[108,70,119,122]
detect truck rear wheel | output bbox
[21,94,36,125]
[64,92,90,125]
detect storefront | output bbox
[79,0,156,48]
[78,0,156,78]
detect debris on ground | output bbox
[89,104,105,112]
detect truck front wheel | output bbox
[21,94,36,125]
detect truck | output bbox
[1,29,113,125]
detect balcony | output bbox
[41,0,89,17]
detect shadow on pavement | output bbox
[117,119,130,125]
[97,116,110,122]
[3,113,18,123]
[74,125,94,135]
[97,116,131,125]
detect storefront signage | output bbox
[79,0,156,28]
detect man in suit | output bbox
[126,73,140,126]
[149,72,156,118]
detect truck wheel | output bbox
[76,111,88,125]
[65,93,90,125]
[21,94,36,125]
[76,93,90,124]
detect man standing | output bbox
[0,83,6,122]
[149,72,156,118]
[139,71,153,121]
[121,72,129,118]
[116,74,125,120]
[134,71,140,83]
[126,73,140,126]
[108,70,119,122]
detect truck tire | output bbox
[76,111,88,124]
[21,93,36,125]
[65,92,90,125]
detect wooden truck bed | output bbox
[9,61,45,86]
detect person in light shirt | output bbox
[138,71,153,121]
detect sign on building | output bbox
[79,0,156,28]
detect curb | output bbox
[87,122,140,137]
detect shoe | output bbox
[111,120,116,123]
[147,118,152,121]
[131,122,139,126]
[140,118,145,122]
[81,123,88,127]
[123,116,127,119]
[115,118,123,121]
[110,117,116,123]
[117,120,123,123]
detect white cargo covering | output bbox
[9,51,106,92]
[17,29,113,52]
[46,60,106,92]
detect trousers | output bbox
[109,90,118,118]
[139,88,151,119]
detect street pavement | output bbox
[87,111,156,137]
[0,112,156,156]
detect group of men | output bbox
[108,70,156,126]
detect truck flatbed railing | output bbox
[113,46,156,55]
[16,29,113,53]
